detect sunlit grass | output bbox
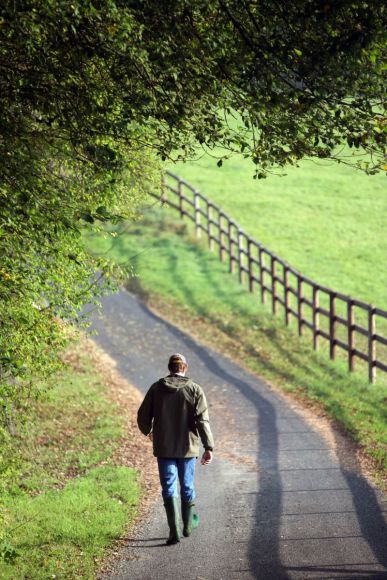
[1,467,139,579]
[0,347,140,578]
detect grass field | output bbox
[171,154,386,309]
[86,205,387,478]
[0,341,140,579]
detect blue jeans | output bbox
[157,458,197,502]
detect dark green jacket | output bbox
[137,375,214,458]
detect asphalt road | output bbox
[92,290,387,580]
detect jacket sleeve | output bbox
[194,385,215,450]
[137,384,155,436]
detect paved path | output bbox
[92,290,387,580]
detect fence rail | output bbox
[152,171,387,383]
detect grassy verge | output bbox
[86,209,387,481]
[0,340,141,579]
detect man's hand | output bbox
[201,450,213,465]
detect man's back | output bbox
[137,374,213,458]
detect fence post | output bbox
[259,246,266,304]
[297,277,304,336]
[207,202,213,251]
[229,220,235,274]
[271,256,277,315]
[329,292,336,360]
[368,307,376,383]
[194,192,201,239]
[284,266,290,325]
[347,300,355,372]
[214,208,220,253]
[178,179,184,218]
[313,286,320,350]
[219,213,225,262]
[238,230,244,284]
[248,239,254,293]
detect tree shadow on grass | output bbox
[159,240,387,459]
[161,241,351,387]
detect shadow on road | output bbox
[138,298,387,579]
[331,434,387,574]
[139,300,289,579]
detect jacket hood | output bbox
[160,375,191,393]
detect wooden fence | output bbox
[153,170,387,383]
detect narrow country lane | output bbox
[91,290,387,580]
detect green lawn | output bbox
[171,155,386,309]
[0,342,140,579]
[86,209,387,477]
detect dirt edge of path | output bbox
[76,338,160,577]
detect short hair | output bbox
[168,353,187,374]
[168,360,186,374]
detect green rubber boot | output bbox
[181,500,200,537]
[163,497,181,545]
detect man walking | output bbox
[137,353,214,545]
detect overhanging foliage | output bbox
[0,0,385,426]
